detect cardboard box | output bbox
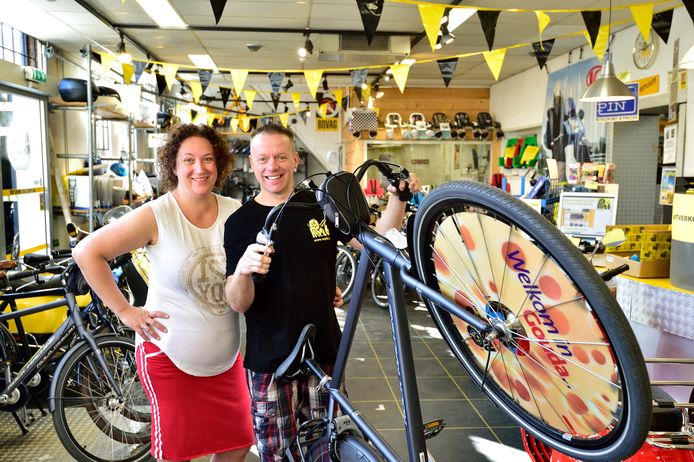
[604,251,670,278]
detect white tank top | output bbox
[140,192,241,376]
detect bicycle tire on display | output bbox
[52,334,152,462]
[411,181,651,462]
[336,245,357,304]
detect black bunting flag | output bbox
[531,39,555,70]
[581,11,601,48]
[437,58,458,87]
[271,92,281,111]
[652,9,673,44]
[478,10,501,51]
[155,72,167,96]
[219,87,231,107]
[198,69,212,93]
[210,0,228,25]
[683,0,694,25]
[356,0,384,45]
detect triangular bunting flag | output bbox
[291,92,301,112]
[437,58,458,87]
[189,80,203,103]
[231,69,249,97]
[333,89,343,110]
[483,48,506,81]
[581,11,601,49]
[341,95,349,111]
[133,61,146,83]
[350,69,368,87]
[121,63,134,84]
[356,0,384,45]
[220,87,231,107]
[268,72,284,94]
[299,109,308,125]
[239,115,251,133]
[100,53,116,76]
[198,69,213,93]
[162,63,179,91]
[683,0,694,25]
[531,39,555,69]
[250,118,258,132]
[304,69,323,99]
[271,92,281,110]
[210,0,227,25]
[244,90,256,110]
[584,25,609,61]
[477,10,501,51]
[207,113,217,126]
[354,85,363,101]
[230,117,239,133]
[390,63,411,93]
[652,9,673,44]
[535,11,551,47]
[630,4,653,42]
[155,72,167,96]
[279,112,290,128]
[418,4,446,52]
[191,109,198,122]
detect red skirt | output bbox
[136,342,253,461]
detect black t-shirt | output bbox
[224,191,347,373]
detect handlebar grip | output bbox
[600,264,630,281]
[7,270,41,281]
[52,249,73,258]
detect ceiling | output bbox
[3,0,681,94]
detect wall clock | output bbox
[633,30,658,70]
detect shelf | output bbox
[49,97,129,121]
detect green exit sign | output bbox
[23,66,47,83]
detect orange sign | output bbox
[635,74,659,96]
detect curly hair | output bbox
[156,124,233,193]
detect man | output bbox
[224,123,419,461]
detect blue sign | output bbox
[595,83,640,122]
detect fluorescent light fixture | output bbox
[447,9,476,32]
[188,54,218,71]
[136,0,187,28]
[679,44,694,69]
[401,58,416,66]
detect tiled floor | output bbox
[0,295,530,461]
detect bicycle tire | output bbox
[336,245,357,304]
[52,334,152,462]
[411,181,651,461]
[307,434,385,461]
[370,258,390,309]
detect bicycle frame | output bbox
[305,227,492,462]
[0,285,124,407]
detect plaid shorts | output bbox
[247,366,334,462]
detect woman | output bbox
[73,123,252,462]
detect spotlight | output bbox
[298,33,314,59]
[283,103,289,112]
[304,104,311,117]
[322,76,329,91]
[283,75,294,92]
[116,33,132,64]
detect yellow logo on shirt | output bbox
[308,218,331,242]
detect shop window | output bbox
[95,119,111,152]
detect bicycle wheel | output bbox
[336,245,357,304]
[411,181,651,462]
[52,334,152,462]
[370,258,389,309]
[306,434,384,461]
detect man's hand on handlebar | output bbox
[236,243,274,278]
[386,172,421,201]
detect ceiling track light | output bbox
[283,75,294,92]
[117,32,132,64]
[298,33,314,60]
[580,0,633,103]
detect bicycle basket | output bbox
[65,262,91,296]
[315,171,370,238]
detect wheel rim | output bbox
[419,204,627,448]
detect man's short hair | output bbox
[250,123,295,143]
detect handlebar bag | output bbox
[315,171,370,238]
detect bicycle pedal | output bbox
[423,418,445,439]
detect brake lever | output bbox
[388,168,412,202]
[251,230,273,283]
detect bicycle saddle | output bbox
[275,324,315,383]
[385,112,403,128]
[431,112,449,129]
[408,112,426,127]
[454,112,473,129]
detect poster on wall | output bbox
[659,167,677,205]
[540,58,609,182]
[663,124,677,164]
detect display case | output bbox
[363,140,492,187]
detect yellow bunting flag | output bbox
[231,69,249,97]
[333,89,343,109]
[244,90,256,110]
[239,115,251,132]
[100,53,116,76]
[630,4,653,42]
[390,63,412,93]
[304,70,323,99]
[162,63,179,91]
[483,48,507,81]
[279,112,289,128]
[230,118,239,133]
[418,4,446,52]
[584,25,609,61]
[207,113,217,126]
[535,11,551,49]
[363,84,371,101]
[121,63,134,84]
[291,92,302,112]
[189,80,203,103]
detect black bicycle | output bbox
[0,254,151,462]
[257,160,652,462]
